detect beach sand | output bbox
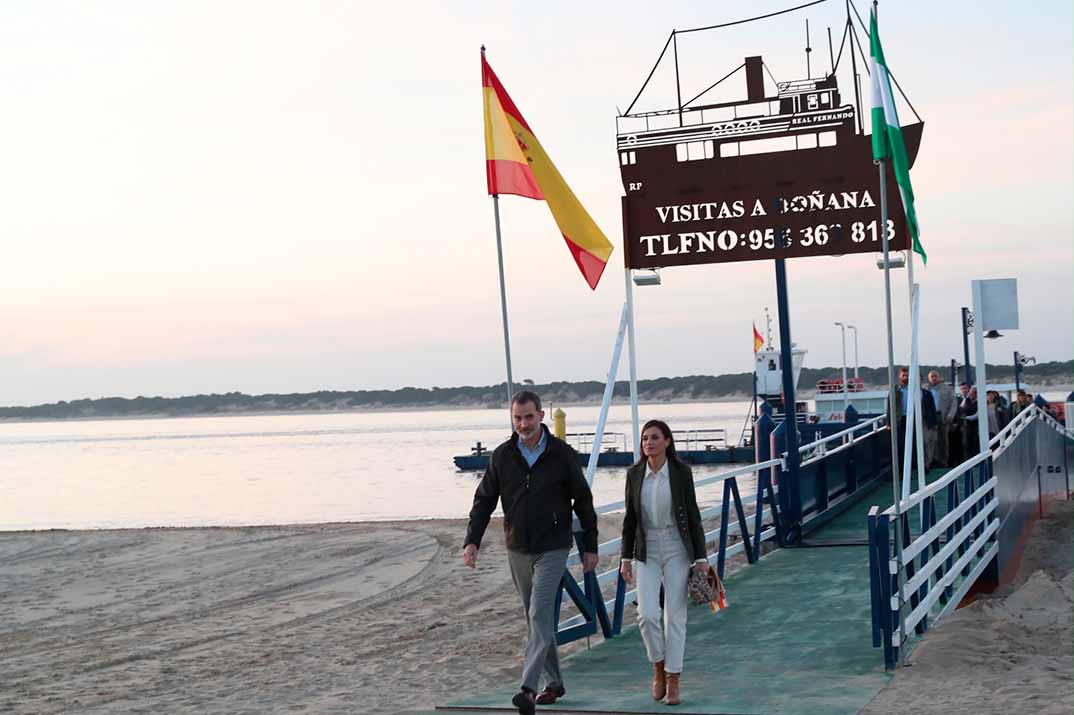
[861,498,1073,715]
[0,515,627,715]
[2,501,1069,715]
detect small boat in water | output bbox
[453,428,754,471]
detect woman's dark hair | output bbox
[637,419,683,467]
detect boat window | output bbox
[720,142,739,158]
[796,133,818,149]
[620,151,637,166]
[819,131,837,147]
[739,135,797,156]
[806,94,820,110]
[677,141,714,162]
[701,106,736,124]
[735,102,769,119]
[768,359,778,371]
[821,93,831,105]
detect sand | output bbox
[0,515,627,715]
[861,498,1074,715]
[2,501,1069,715]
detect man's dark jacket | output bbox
[465,425,598,554]
[621,457,707,563]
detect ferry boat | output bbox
[616,56,923,203]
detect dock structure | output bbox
[424,405,1071,715]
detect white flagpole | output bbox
[624,268,641,461]
[879,159,907,667]
[491,195,515,410]
[906,248,927,526]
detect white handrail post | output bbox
[585,303,631,487]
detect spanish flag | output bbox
[753,323,764,353]
[482,51,613,290]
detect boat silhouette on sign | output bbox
[618,43,923,268]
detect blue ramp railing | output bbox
[555,412,892,644]
[867,405,1073,668]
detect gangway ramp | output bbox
[426,478,915,715]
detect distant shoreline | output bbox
[0,384,1070,426]
[1,366,1069,424]
[0,393,759,425]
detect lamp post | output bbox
[834,321,848,412]
[847,324,859,379]
[961,307,974,386]
[1013,351,1036,392]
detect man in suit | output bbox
[463,391,599,715]
[926,370,958,467]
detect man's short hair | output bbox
[511,390,542,412]
[960,382,969,387]
[898,366,908,373]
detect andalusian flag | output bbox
[482,52,614,290]
[869,10,924,265]
[753,323,764,353]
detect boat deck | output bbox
[418,473,944,715]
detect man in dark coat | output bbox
[463,391,598,715]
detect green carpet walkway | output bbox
[425,474,945,715]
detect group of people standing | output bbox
[895,367,1029,469]
[463,391,707,713]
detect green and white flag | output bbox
[870,9,924,264]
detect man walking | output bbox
[463,391,599,715]
[926,370,958,467]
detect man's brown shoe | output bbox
[535,684,565,705]
[652,660,666,701]
[665,672,681,706]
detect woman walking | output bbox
[619,420,708,706]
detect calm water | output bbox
[0,400,757,531]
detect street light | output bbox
[1014,351,1036,391]
[834,321,849,411]
[846,324,859,379]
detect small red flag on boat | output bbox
[753,323,765,353]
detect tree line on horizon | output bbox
[2,360,1071,420]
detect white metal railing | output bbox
[877,403,1071,656]
[559,457,783,629]
[799,414,888,467]
[679,428,728,452]
[566,458,784,566]
[568,431,628,456]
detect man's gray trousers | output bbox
[507,547,570,692]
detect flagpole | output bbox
[491,194,515,409]
[906,246,926,527]
[624,268,640,461]
[879,159,907,667]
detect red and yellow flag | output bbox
[482,52,613,290]
[753,323,765,353]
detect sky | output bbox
[0,1,1071,406]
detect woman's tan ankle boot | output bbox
[665,672,680,706]
[652,660,666,701]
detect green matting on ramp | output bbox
[436,474,946,715]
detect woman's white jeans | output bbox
[635,527,691,673]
